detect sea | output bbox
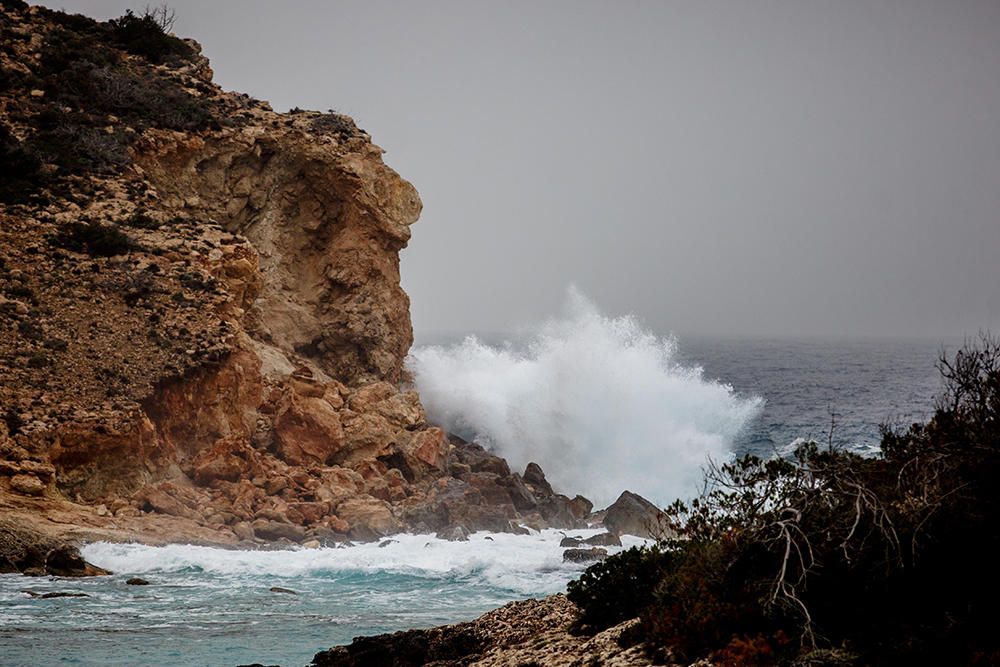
[0,296,956,666]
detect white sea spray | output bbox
[81,529,647,595]
[408,288,764,506]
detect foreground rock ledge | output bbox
[308,595,662,667]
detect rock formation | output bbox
[0,3,593,546]
[603,491,670,540]
[0,518,109,576]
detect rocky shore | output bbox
[308,595,663,667]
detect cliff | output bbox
[0,3,591,549]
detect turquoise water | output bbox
[0,530,644,666]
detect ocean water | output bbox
[0,297,955,666]
[677,335,947,458]
[0,531,647,666]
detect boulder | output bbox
[336,496,402,538]
[538,494,590,529]
[338,411,397,465]
[436,525,470,542]
[10,474,45,496]
[404,427,449,474]
[603,490,666,539]
[0,521,112,577]
[251,519,306,543]
[451,438,511,477]
[562,547,608,563]
[189,436,257,484]
[126,577,150,585]
[288,501,330,525]
[522,462,554,496]
[231,521,255,542]
[500,474,537,511]
[273,391,345,466]
[45,545,111,577]
[466,473,517,508]
[583,531,622,547]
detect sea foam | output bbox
[407,288,763,507]
[81,529,646,596]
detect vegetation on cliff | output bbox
[568,334,1000,666]
[0,4,219,203]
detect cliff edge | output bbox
[0,3,591,549]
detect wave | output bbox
[80,529,646,596]
[407,288,763,506]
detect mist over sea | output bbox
[0,294,952,667]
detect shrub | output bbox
[44,61,213,134]
[106,8,193,65]
[567,546,671,633]
[0,124,43,203]
[8,5,215,193]
[311,112,359,137]
[27,352,49,368]
[32,122,131,173]
[2,408,24,436]
[123,209,161,229]
[51,221,136,257]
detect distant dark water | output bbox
[676,336,951,457]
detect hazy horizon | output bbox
[45,0,1000,339]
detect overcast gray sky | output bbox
[48,1,1000,339]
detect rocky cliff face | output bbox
[0,3,590,546]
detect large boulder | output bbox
[603,490,666,539]
[188,435,260,484]
[522,462,554,496]
[9,474,45,496]
[336,496,403,538]
[0,519,110,576]
[251,519,306,543]
[451,437,511,477]
[273,390,346,466]
[538,494,592,529]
